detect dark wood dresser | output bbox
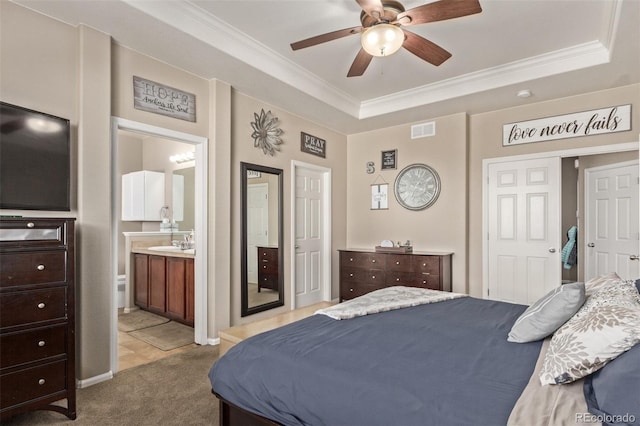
[257,246,279,292]
[0,218,76,421]
[339,249,452,301]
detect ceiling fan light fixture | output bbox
[361,23,404,57]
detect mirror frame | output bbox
[241,162,284,317]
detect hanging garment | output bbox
[561,226,578,270]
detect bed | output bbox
[209,279,640,426]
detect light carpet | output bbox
[2,345,220,426]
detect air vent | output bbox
[411,121,436,139]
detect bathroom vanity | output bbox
[131,247,194,327]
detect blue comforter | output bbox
[209,297,543,426]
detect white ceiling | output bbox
[13,0,640,134]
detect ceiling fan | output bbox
[290,0,482,77]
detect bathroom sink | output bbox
[147,246,195,255]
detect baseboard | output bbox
[207,337,220,346]
[77,371,113,388]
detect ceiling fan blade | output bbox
[396,0,482,26]
[347,48,373,77]
[355,0,385,19]
[291,26,363,51]
[402,30,452,66]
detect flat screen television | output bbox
[0,102,71,211]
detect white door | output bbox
[487,157,561,304]
[585,161,639,281]
[294,167,324,307]
[247,183,269,284]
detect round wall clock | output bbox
[394,163,441,211]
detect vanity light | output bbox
[361,23,404,57]
[169,151,195,164]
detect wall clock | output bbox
[394,163,441,211]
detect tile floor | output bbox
[118,323,197,371]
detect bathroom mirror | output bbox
[173,166,195,231]
[241,162,284,316]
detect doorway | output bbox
[110,117,208,374]
[585,160,639,280]
[291,161,332,309]
[482,142,638,302]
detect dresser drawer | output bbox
[0,360,67,409]
[257,247,278,262]
[1,325,66,368]
[385,271,416,286]
[0,219,67,249]
[0,287,67,328]
[412,256,441,275]
[340,281,383,300]
[411,274,442,290]
[385,255,413,272]
[258,275,279,291]
[340,251,386,269]
[259,261,278,274]
[0,251,66,288]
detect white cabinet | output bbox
[122,171,165,221]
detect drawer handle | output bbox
[422,272,431,276]
[38,379,46,385]
[422,280,427,284]
[37,264,46,271]
[349,273,353,277]
[38,340,46,347]
[262,259,269,263]
[27,222,35,228]
[349,288,353,292]
[396,261,400,265]
[372,259,376,263]
[37,302,46,309]
[422,263,426,267]
[349,258,353,262]
[372,275,376,279]
[396,278,400,281]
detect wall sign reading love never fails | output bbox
[503,104,631,146]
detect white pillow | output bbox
[584,272,622,297]
[539,279,640,385]
[508,282,585,343]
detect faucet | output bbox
[184,230,194,249]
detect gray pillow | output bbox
[508,282,586,343]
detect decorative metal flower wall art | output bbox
[251,109,283,156]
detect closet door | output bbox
[487,157,561,304]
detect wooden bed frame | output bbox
[214,391,281,426]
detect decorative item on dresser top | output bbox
[338,249,452,301]
[0,218,76,421]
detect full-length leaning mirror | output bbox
[241,162,284,316]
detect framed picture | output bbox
[371,183,389,210]
[381,149,397,170]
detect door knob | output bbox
[587,243,595,248]
[548,248,556,253]
[631,255,639,261]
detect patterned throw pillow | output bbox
[584,272,622,297]
[539,279,640,385]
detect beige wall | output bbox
[230,92,348,324]
[347,113,469,293]
[468,85,640,297]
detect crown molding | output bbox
[359,41,610,119]
[123,0,621,120]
